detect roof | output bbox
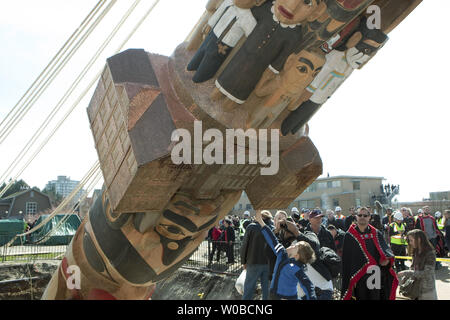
[2,188,50,200]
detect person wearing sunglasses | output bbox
[341,207,398,300]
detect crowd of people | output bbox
[208,205,449,300]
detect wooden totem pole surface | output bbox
[42,0,422,300]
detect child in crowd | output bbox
[255,210,317,300]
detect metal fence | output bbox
[0,233,68,263]
[183,239,243,275]
[0,232,243,276]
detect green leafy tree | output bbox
[0,179,30,198]
[42,184,63,207]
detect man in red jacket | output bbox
[208,224,223,267]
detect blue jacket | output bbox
[260,225,317,300]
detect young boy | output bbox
[255,210,317,300]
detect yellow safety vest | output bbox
[437,217,444,231]
[390,222,407,245]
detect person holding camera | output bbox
[254,210,317,300]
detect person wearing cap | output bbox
[414,206,445,270]
[240,210,273,300]
[388,211,408,272]
[239,211,252,241]
[435,211,444,232]
[306,208,337,252]
[335,207,345,220]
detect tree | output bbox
[42,184,63,208]
[0,179,30,198]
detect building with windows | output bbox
[0,188,52,220]
[230,175,392,217]
[45,176,84,204]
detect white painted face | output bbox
[345,47,372,70]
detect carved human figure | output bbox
[248,49,325,128]
[281,18,388,135]
[187,0,267,83]
[210,0,327,108]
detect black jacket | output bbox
[305,224,337,252]
[240,222,272,265]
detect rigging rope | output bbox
[0,0,161,198]
[0,0,113,145]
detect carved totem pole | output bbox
[42,0,423,299]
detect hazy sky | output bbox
[0,0,448,203]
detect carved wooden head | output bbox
[274,0,327,25]
[233,0,267,9]
[282,50,326,93]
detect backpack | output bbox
[319,247,342,278]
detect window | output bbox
[305,183,317,192]
[26,202,37,215]
[239,204,243,210]
[333,199,339,207]
[355,199,361,207]
[332,180,341,188]
[246,204,252,210]
[353,181,361,191]
[327,181,333,188]
[318,182,327,189]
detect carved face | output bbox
[283,50,325,92]
[152,195,220,266]
[274,0,326,25]
[233,0,267,9]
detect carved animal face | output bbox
[345,21,388,69]
[283,50,326,92]
[274,0,327,25]
[233,0,267,9]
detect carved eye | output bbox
[304,0,312,6]
[160,224,185,236]
[364,48,371,54]
[297,66,308,73]
[313,70,320,77]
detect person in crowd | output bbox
[435,211,444,232]
[332,207,346,230]
[223,218,236,264]
[323,209,334,228]
[414,206,445,270]
[290,207,300,219]
[370,212,383,231]
[207,223,223,267]
[240,210,273,300]
[398,229,438,300]
[341,207,398,300]
[401,207,416,233]
[327,225,345,258]
[239,211,252,241]
[267,211,337,300]
[254,210,317,300]
[344,207,357,231]
[306,208,337,251]
[298,208,310,232]
[291,209,301,225]
[388,211,408,272]
[444,210,450,253]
